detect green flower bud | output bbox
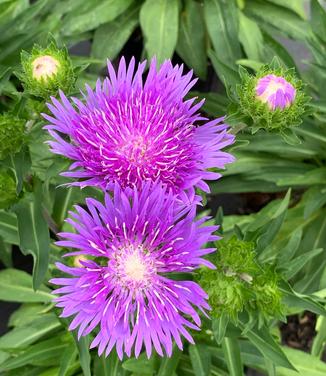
[236,63,309,133]
[0,170,17,209]
[0,113,25,160]
[198,237,283,323]
[20,42,75,98]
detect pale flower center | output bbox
[118,135,150,165]
[32,55,59,81]
[123,253,147,282]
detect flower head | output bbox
[51,182,218,359]
[44,57,235,193]
[20,42,75,98]
[256,74,296,110]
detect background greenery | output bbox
[0,0,325,375]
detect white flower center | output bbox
[124,253,147,282]
[32,55,59,81]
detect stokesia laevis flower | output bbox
[43,57,235,193]
[51,182,218,359]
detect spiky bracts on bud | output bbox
[237,64,308,134]
[51,182,219,359]
[20,42,75,98]
[0,170,17,209]
[198,237,284,324]
[0,113,25,160]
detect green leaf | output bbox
[267,0,306,19]
[7,147,31,194]
[8,304,48,327]
[303,186,326,219]
[73,334,91,376]
[93,351,125,376]
[62,0,132,35]
[140,0,179,64]
[280,280,326,316]
[52,187,74,228]
[0,210,19,245]
[0,238,11,267]
[0,269,52,303]
[280,346,326,376]
[189,91,229,117]
[208,49,240,88]
[58,343,77,376]
[157,345,181,376]
[311,0,326,42]
[281,248,323,280]
[250,190,291,254]
[13,188,50,290]
[0,314,61,349]
[239,323,295,370]
[0,337,68,371]
[123,353,156,375]
[277,227,303,265]
[189,345,211,376]
[212,314,230,344]
[176,0,207,80]
[222,337,244,376]
[238,12,264,61]
[204,0,241,65]
[91,2,140,63]
[280,129,302,146]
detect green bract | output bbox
[199,237,283,322]
[20,43,75,98]
[0,113,25,160]
[236,65,309,134]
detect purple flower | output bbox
[51,182,219,359]
[43,57,235,193]
[256,74,296,110]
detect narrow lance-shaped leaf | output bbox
[91,2,140,63]
[0,268,52,303]
[204,0,241,65]
[222,337,244,376]
[73,334,91,376]
[189,344,211,376]
[13,185,50,290]
[62,0,133,35]
[176,0,207,80]
[140,0,179,64]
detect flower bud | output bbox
[0,170,17,209]
[198,237,283,322]
[237,64,308,134]
[20,42,75,98]
[0,113,25,160]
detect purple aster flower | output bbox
[256,74,296,110]
[51,182,219,359]
[43,57,235,193]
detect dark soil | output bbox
[280,311,317,352]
